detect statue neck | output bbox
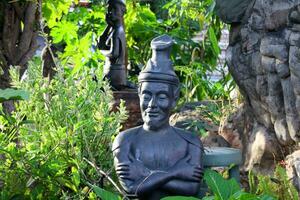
[112,21,122,28]
[142,123,171,134]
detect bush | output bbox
[0,58,127,199]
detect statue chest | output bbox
[130,133,188,170]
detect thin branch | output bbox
[19,31,39,66]
[16,2,36,62]
[83,157,128,198]
[2,4,18,64]
[12,2,25,21]
[37,0,58,70]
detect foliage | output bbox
[204,169,240,200]
[249,166,299,200]
[88,168,283,200]
[0,58,127,198]
[43,0,232,102]
[43,0,107,76]
[124,0,233,102]
[0,0,238,198]
[202,169,276,200]
[0,89,29,103]
[89,183,121,200]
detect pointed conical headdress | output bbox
[138,35,179,86]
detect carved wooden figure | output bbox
[99,0,127,90]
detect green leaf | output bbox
[208,27,220,55]
[161,196,200,200]
[56,177,78,192]
[201,196,214,200]
[51,20,78,44]
[230,191,260,200]
[0,89,29,102]
[88,183,121,200]
[204,169,240,200]
[71,166,80,187]
[259,194,277,200]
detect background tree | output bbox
[0,0,40,113]
[0,1,39,89]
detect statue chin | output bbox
[142,115,168,130]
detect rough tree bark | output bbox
[216,0,300,177]
[0,1,39,112]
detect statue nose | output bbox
[148,97,157,108]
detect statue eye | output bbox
[158,93,168,100]
[142,93,151,100]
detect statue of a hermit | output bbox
[112,35,204,200]
[98,0,127,90]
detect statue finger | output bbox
[117,171,130,176]
[193,173,202,179]
[120,176,134,181]
[119,175,131,180]
[192,174,202,181]
[117,163,130,167]
[116,166,130,171]
[195,165,202,169]
[194,168,203,173]
[194,171,204,178]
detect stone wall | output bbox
[216,0,300,173]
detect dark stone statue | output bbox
[112,35,204,200]
[98,0,127,90]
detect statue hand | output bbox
[116,156,150,181]
[171,155,203,182]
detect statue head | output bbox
[106,0,126,26]
[138,35,180,131]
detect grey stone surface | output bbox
[218,0,300,173]
[275,60,290,78]
[215,0,254,23]
[290,31,300,46]
[260,37,288,61]
[286,150,300,191]
[274,117,293,145]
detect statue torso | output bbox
[105,26,126,66]
[130,127,188,170]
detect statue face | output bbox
[139,82,176,131]
[106,3,124,26]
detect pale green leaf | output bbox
[88,183,121,200]
[0,89,29,102]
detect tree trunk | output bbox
[216,0,300,174]
[0,1,39,112]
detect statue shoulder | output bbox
[113,26,125,37]
[112,125,141,151]
[173,127,203,150]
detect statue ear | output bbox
[138,83,142,95]
[172,85,180,108]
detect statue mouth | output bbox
[146,111,159,117]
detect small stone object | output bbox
[112,35,204,199]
